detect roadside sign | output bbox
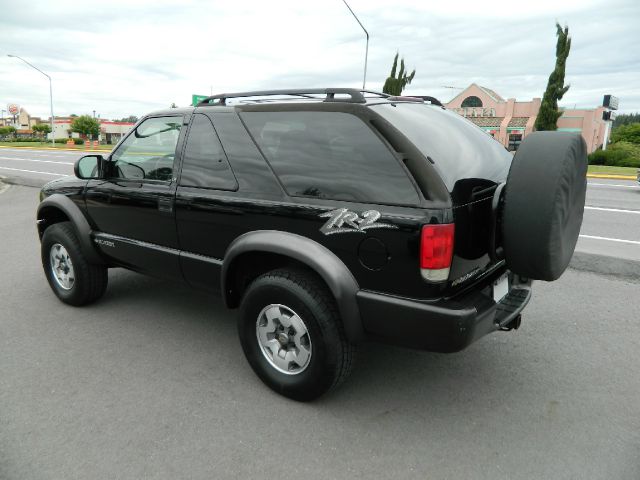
[7,104,19,115]
[603,95,619,110]
[191,94,208,106]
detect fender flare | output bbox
[222,230,363,343]
[37,194,105,265]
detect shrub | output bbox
[53,138,83,145]
[588,141,640,168]
[611,123,640,145]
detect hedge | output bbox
[588,142,640,168]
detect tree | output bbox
[32,123,51,138]
[116,115,139,123]
[535,23,572,131]
[382,53,415,96]
[613,113,640,128]
[170,102,177,108]
[0,126,16,138]
[611,123,640,145]
[71,115,100,139]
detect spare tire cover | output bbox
[502,132,587,281]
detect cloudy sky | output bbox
[0,0,638,120]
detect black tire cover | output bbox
[502,132,587,281]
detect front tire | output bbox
[41,222,108,306]
[238,268,356,401]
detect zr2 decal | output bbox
[319,208,397,235]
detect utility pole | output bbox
[341,0,369,90]
[7,54,55,146]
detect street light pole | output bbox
[341,0,369,90]
[7,54,55,147]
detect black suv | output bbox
[37,88,587,400]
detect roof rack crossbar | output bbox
[196,88,368,106]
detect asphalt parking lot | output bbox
[1,181,639,479]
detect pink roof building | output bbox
[445,83,607,153]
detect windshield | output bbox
[370,103,512,191]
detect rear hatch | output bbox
[370,103,513,290]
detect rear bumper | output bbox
[357,274,532,352]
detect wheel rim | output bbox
[256,304,312,375]
[49,243,75,290]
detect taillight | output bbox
[420,224,455,282]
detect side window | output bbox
[110,116,182,181]
[179,114,238,190]
[241,111,419,205]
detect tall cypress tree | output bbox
[535,23,572,131]
[382,53,415,96]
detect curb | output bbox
[0,175,48,189]
[586,173,636,180]
[0,145,111,153]
[0,176,9,195]
[570,251,640,282]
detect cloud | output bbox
[0,0,638,119]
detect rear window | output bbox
[241,111,420,205]
[370,103,512,190]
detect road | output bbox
[578,179,640,266]
[1,146,639,263]
[0,147,80,185]
[1,167,640,478]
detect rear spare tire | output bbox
[502,132,587,281]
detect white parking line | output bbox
[584,206,640,215]
[579,235,640,245]
[0,156,74,165]
[0,166,64,176]
[588,182,638,189]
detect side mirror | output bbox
[74,155,103,179]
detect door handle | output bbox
[158,197,173,213]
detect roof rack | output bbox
[412,95,444,107]
[196,88,387,106]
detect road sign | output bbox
[191,94,208,106]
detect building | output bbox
[444,83,607,152]
[51,118,135,144]
[1,108,134,143]
[0,107,41,135]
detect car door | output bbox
[174,113,241,291]
[85,114,187,280]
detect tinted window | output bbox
[241,111,419,205]
[110,116,181,181]
[371,103,512,191]
[180,114,238,190]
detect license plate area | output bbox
[493,274,509,303]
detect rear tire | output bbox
[502,132,587,281]
[238,268,356,401]
[41,222,108,306]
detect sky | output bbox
[0,0,638,120]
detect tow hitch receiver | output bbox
[500,314,522,331]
